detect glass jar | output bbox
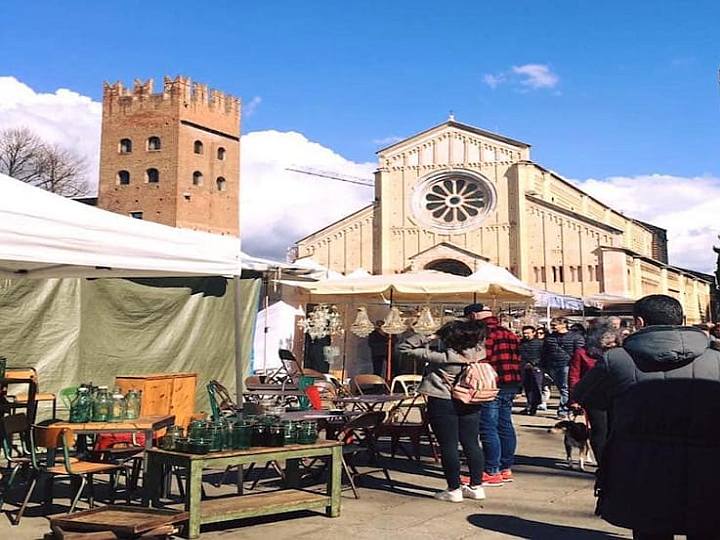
[124,389,141,420]
[91,386,111,422]
[297,421,318,445]
[109,388,126,422]
[282,420,298,445]
[69,387,92,423]
[231,421,252,450]
[189,438,210,454]
[174,437,190,453]
[269,424,285,447]
[188,420,208,440]
[160,425,184,450]
[206,424,225,452]
[252,423,269,447]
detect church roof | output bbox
[376,119,531,154]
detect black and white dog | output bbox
[549,420,591,470]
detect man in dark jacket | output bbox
[541,317,585,418]
[519,326,544,415]
[572,295,720,540]
[465,304,522,485]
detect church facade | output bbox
[293,119,713,323]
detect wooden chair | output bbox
[14,425,126,524]
[390,374,423,396]
[0,376,38,425]
[6,368,57,419]
[334,411,393,499]
[351,374,391,396]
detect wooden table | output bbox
[145,441,343,539]
[50,415,176,450]
[244,388,307,397]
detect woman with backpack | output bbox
[398,319,491,502]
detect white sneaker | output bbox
[433,487,463,502]
[537,403,548,411]
[461,485,486,500]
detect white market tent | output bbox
[0,172,279,278]
[0,173,297,400]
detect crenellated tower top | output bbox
[102,75,240,117]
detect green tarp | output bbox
[0,276,260,417]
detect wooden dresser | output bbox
[115,372,197,428]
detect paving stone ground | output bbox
[0,402,633,539]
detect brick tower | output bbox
[97,76,241,236]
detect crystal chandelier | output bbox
[413,305,440,336]
[349,306,375,338]
[383,306,408,335]
[298,304,343,340]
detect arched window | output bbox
[216,177,226,191]
[119,139,132,154]
[117,170,130,185]
[193,140,204,154]
[192,171,203,186]
[217,147,226,160]
[147,136,161,151]
[146,168,159,183]
[424,259,472,277]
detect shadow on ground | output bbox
[467,514,627,539]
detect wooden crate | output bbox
[115,373,196,429]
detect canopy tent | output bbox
[0,172,279,278]
[279,269,534,304]
[0,173,297,406]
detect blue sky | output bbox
[3,0,719,179]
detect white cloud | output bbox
[240,130,374,258]
[483,64,559,90]
[372,135,403,146]
[0,76,101,182]
[244,96,262,117]
[572,174,720,274]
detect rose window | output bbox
[411,171,496,231]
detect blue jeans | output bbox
[547,365,569,414]
[479,386,518,474]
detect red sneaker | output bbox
[481,472,504,487]
[501,469,514,483]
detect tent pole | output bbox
[386,289,394,382]
[262,274,269,374]
[341,303,349,382]
[234,275,244,406]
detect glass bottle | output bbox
[69,387,92,423]
[92,386,111,422]
[109,387,126,422]
[124,389,141,420]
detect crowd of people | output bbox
[396,295,720,540]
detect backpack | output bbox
[451,362,499,404]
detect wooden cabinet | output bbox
[115,373,197,428]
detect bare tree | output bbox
[0,127,89,197]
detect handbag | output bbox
[451,362,499,404]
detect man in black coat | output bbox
[573,295,720,540]
[519,326,544,415]
[541,317,585,418]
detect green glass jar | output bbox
[232,421,252,449]
[269,424,285,447]
[160,425,184,450]
[91,386,111,422]
[174,437,190,453]
[124,389,141,420]
[297,421,318,445]
[189,438,210,454]
[69,387,92,423]
[282,420,297,445]
[188,420,207,440]
[252,423,269,447]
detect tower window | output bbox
[217,147,226,160]
[146,168,159,183]
[147,136,161,151]
[194,140,204,154]
[216,177,226,191]
[192,171,204,186]
[119,139,132,154]
[117,170,130,185]
[129,211,143,220]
